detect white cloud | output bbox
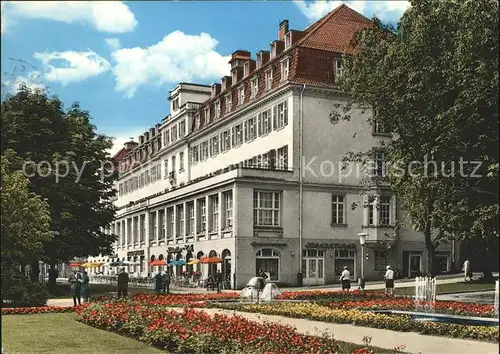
[1,71,45,95]
[106,129,146,156]
[2,1,137,33]
[33,50,111,86]
[110,30,231,98]
[294,0,410,23]
[105,38,121,51]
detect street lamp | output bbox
[357,232,368,290]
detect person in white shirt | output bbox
[340,266,351,291]
[384,265,395,295]
[463,260,471,282]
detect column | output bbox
[133,216,137,246]
[232,187,238,289]
[183,202,188,242]
[373,195,380,227]
[205,195,210,238]
[217,191,223,238]
[155,210,160,244]
[194,199,198,236]
[145,211,150,275]
[126,218,131,248]
[362,195,369,227]
[173,205,177,242]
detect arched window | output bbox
[208,250,217,258]
[150,255,156,262]
[221,249,232,284]
[158,254,164,260]
[208,250,217,276]
[256,248,280,282]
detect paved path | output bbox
[178,307,499,354]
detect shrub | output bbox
[1,271,49,307]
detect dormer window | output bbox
[172,98,179,111]
[211,85,217,97]
[204,107,210,122]
[271,42,277,59]
[222,78,227,91]
[251,77,259,98]
[244,62,250,77]
[225,94,232,113]
[232,70,238,85]
[195,113,201,130]
[265,69,273,90]
[281,58,289,81]
[238,86,245,106]
[257,53,262,68]
[334,58,343,82]
[215,100,221,119]
[285,32,292,50]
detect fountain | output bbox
[494,280,499,317]
[414,276,437,313]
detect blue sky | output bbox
[1,1,408,155]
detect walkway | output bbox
[178,307,499,354]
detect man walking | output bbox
[68,269,82,306]
[117,267,129,298]
[154,272,163,294]
[216,270,223,293]
[385,265,395,296]
[162,271,170,294]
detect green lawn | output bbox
[390,281,496,296]
[2,313,401,354]
[2,313,163,354]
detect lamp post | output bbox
[357,232,368,290]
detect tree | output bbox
[1,149,52,268]
[336,0,499,275]
[1,85,118,288]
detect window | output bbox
[223,191,233,229]
[276,145,288,170]
[201,141,209,160]
[253,191,281,226]
[179,152,184,171]
[191,145,199,164]
[210,195,219,231]
[238,86,245,106]
[334,58,343,82]
[134,217,139,243]
[198,199,206,233]
[256,248,280,281]
[210,136,219,156]
[164,130,170,146]
[172,98,179,111]
[302,249,325,280]
[265,70,273,90]
[245,116,257,141]
[271,43,277,59]
[171,156,176,174]
[151,213,157,242]
[195,114,201,130]
[375,250,388,271]
[215,101,221,119]
[165,208,173,239]
[331,195,345,224]
[368,202,374,225]
[374,151,386,177]
[244,62,250,77]
[179,120,186,137]
[251,77,259,98]
[335,249,356,276]
[257,53,262,68]
[232,70,238,84]
[225,94,232,113]
[274,101,288,129]
[373,119,389,134]
[285,32,292,49]
[171,125,178,142]
[187,202,195,235]
[379,196,391,226]
[232,123,243,146]
[281,59,289,81]
[177,205,184,236]
[259,109,272,136]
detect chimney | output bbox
[155,123,161,135]
[124,139,138,150]
[139,135,144,145]
[279,20,289,41]
[149,127,156,137]
[144,131,150,141]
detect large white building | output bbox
[90,5,456,288]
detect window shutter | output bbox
[257,113,262,136]
[269,149,276,169]
[272,106,277,129]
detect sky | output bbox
[1,1,409,155]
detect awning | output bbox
[200,257,222,264]
[82,262,105,268]
[149,260,168,266]
[187,258,200,265]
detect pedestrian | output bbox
[463,259,471,282]
[154,272,163,294]
[117,267,129,298]
[340,266,351,291]
[384,265,395,296]
[216,270,223,293]
[68,269,82,306]
[162,271,170,294]
[81,271,90,302]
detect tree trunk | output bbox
[48,261,58,293]
[30,259,40,282]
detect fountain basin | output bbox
[371,310,499,327]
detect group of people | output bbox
[67,269,90,306]
[206,270,224,293]
[339,265,395,295]
[154,271,171,294]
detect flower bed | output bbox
[78,301,345,353]
[327,299,496,318]
[236,303,499,342]
[277,290,395,301]
[1,305,85,315]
